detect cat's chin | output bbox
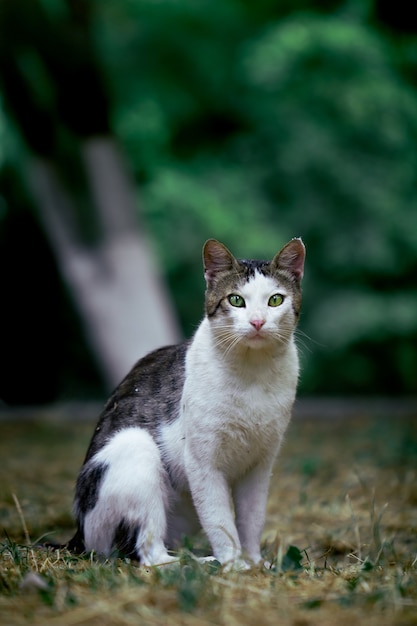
[242,332,272,350]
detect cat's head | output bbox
[202,238,305,352]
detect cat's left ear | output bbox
[273,238,305,281]
[203,239,238,284]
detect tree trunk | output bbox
[0,1,181,394]
[29,138,181,390]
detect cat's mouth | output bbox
[249,330,265,339]
[245,329,269,345]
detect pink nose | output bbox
[250,318,265,331]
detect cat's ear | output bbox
[203,239,237,284]
[273,238,305,281]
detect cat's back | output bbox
[83,341,190,462]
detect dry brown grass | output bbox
[1,406,417,625]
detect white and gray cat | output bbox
[69,237,305,569]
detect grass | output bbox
[1,406,417,625]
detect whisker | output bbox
[212,327,244,357]
[295,328,325,349]
[210,315,311,356]
[214,332,241,348]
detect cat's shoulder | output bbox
[83,340,190,461]
[114,340,190,399]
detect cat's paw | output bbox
[142,553,179,568]
[222,558,252,573]
[198,556,220,564]
[221,557,272,572]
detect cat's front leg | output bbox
[184,456,243,565]
[233,461,274,566]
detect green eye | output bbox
[268,294,284,307]
[228,294,245,307]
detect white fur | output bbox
[83,270,299,568]
[221,273,294,350]
[178,274,299,565]
[83,428,175,565]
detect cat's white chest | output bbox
[179,319,298,481]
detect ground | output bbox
[0,401,416,625]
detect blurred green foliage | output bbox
[93,1,417,394]
[1,0,417,396]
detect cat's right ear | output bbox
[273,237,306,281]
[203,239,237,284]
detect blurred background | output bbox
[0,0,416,406]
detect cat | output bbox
[69,237,305,569]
